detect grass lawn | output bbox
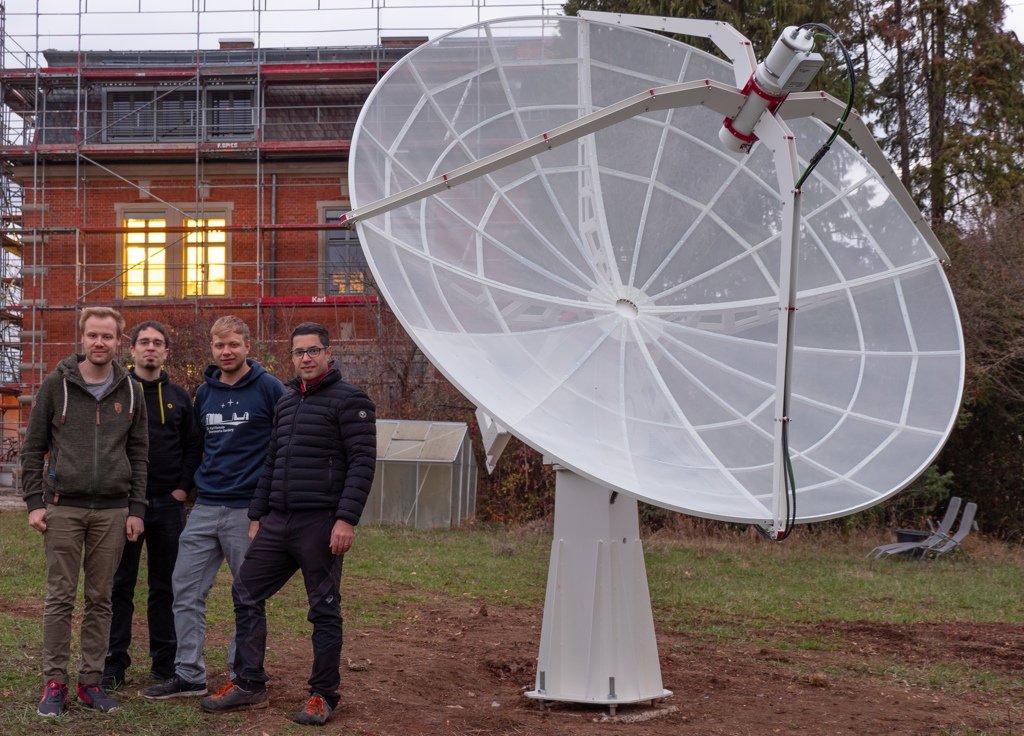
[0,511,1021,734]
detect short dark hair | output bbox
[291,322,329,347]
[129,320,170,347]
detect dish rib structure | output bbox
[349,16,964,524]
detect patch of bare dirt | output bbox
[92,576,1021,736]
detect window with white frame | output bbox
[185,218,228,296]
[119,207,230,298]
[124,215,167,297]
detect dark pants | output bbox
[234,509,343,708]
[105,498,186,680]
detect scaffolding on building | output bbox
[0,0,561,487]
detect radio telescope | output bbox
[346,13,963,709]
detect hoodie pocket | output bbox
[115,452,132,493]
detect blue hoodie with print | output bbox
[193,358,285,507]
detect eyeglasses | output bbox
[136,338,166,348]
[290,346,326,358]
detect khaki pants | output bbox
[42,505,128,685]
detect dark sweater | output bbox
[250,366,376,525]
[131,369,201,500]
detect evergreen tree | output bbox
[856,0,1024,226]
[563,0,858,102]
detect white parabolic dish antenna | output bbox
[347,15,964,527]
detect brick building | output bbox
[0,38,433,458]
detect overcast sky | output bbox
[3,1,562,59]
[1008,1,1024,38]
[4,1,1022,60]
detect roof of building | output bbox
[377,420,473,464]
[42,44,423,69]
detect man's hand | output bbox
[170,489,188,502]
[249,520,260,542]
[28,508,46,533]
[126,516,144,542]
[330,520,355,556]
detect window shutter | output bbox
[107,91,155,140]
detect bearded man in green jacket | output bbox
[21,306,149,717]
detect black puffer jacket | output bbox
[250,366,376,525]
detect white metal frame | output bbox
[345,12,948,707]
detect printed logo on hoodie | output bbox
[205,398,254,433]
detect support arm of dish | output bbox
[342,80,746,226]
[476,407,512,474]
[577,13,946,265]
[778,91,948,264]
[750,109,801,536]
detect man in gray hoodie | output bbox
[22,306,149,717]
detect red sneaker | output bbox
[36,680,67,718]
[293,694,333,725]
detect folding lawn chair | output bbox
[866,496,961,560]
[923,501,977,559]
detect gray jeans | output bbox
[170,504,250,684]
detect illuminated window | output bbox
[123,216,167,297]
[185,218,227,296]
[324,209,367,294]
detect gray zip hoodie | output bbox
[21,354,149,517]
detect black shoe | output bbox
[293,694,333,725]
[142,674,207,699]
[200,682,269,713]
[36,680,67,718]
[100,669,124,691]
[77,684,120,713]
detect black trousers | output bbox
[105,498,187,679]
[233,509,344,708]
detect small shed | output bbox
[363,419,478,529]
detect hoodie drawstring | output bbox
[156,381,164,424]
[60,378,68,424]
[60,370,137,424]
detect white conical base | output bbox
[525,468,671,706]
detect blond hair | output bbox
[79,306,125,337]
[210,315,250,342]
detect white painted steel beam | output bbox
[343,80,745,226]
[779,91,948,263]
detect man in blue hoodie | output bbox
[143,316,284,700]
